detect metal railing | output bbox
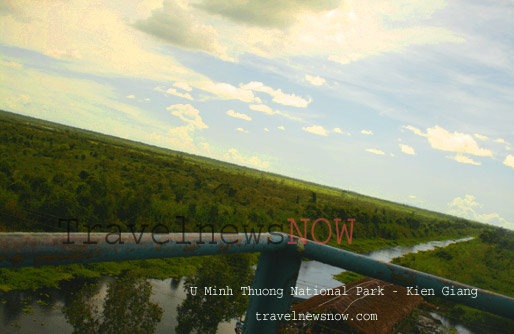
[0,232,513,333]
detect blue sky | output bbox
[1,0,513,229]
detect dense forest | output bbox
[0,111,486,244]
[0,109,494,291]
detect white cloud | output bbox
[242,81,311,108]
[173,81,193,92]
[449,154,481,166]
[249,105,302,122]
[198,142,210,150]
[165,87,194,100]
[304,74,326,86]
[324,0,461,65]
[400,144,416,155]
[201,82,261,103]
[3,93,31,111]
[302,125,328,136]
[366,148,385,155]
[167,125,194,143]
[491,138,511,151]
[194,0,339,28]
[236,127,248,133]
[127,94,135,99]
[154,104,210,154]
[448,195,513,229]
[405,125,493,157]
[150,129,193,152]
[333,128,351,136]
[224,148,269,169]
[0,59,218,159]
[278,126,286,131]
[361,129,373,135]
[229,0,461,64]
[0,62,156,131]
[133,0,231,60]
[274,110,304,122]
[249,104,274,115]
[44,48,82,60]
[226,109,252,121]
[426,126,493,157]
[1,60,23,69]
[150,125,211,155]
[167,104,207,129]
[157,0,462,66]
[474,133,488,141]
[0,0,462,85]
[0,2,195,82]
[504,155,514,169]
[0,61,216,160]
[403,125,425,137]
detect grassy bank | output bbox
[391,230,514,331]
[392,237,513,297]
[332,232,475,253]
[334,230,514,332]
[0,232,473,292]
[0,257,204,292]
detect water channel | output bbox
[0,237,477,333]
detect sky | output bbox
[1,0,513,229]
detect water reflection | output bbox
[0,238,474,334]
[296,237,474,295]
[63,276,163,334]
[364,237,474,263]
[295,237,477,334]
[175,254,253,334]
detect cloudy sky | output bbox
[1,0,513,229]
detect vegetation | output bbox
[0,257,203,292]
[333,271,365,284]
[391,229,514,332]
[0,110,510,333]
[393,229,514,297]
[63,274,163,334]
[176,254,253,334]
[0,109,490,291]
